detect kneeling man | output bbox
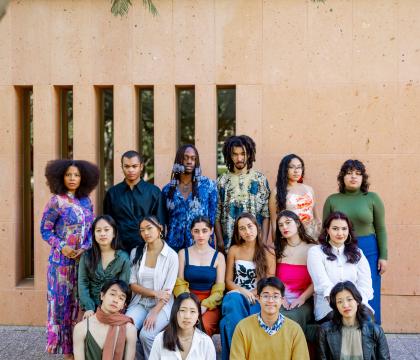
[230,277,309,360]
[73,280,137,360]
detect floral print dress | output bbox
[40,193,94,354]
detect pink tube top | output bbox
[276,262,312,302]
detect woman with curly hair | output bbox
[323,159,387,324]
[219,212,276,360]
[307,212,373,324]
[318,281,390,359]
[269,154,321,242]
[40,159,99,358]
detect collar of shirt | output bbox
[331,244,345,256]
[123,179,145,193]
[142,241,171,258]
[257,312,285,336]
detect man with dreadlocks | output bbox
[162,144,218,252]
[215,135,270,252]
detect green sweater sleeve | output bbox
[118,256,131,284]
[78,253,96,311]
[322,195,333,222]
[371,192,388,260]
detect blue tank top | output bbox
[184,248,218,291]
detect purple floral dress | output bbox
[40,193,94,354]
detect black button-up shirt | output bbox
[103,179,166,252]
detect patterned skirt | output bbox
[46,261,78,354]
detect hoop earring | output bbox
[345,234,352,245]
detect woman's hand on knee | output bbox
[143,310,158,330]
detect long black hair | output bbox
[329,281,372,330]
[275,154,305,212]
[132,216,164,265]
[45,159,99,198]
[222,135,256,172]
[168,144,201,200]
[319,212,361,264]
[274,210,316,260]
[85,215,119,275]
[337,159,370,194]
[163,292,203,352]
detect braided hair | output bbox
[168,144,201,200]
[222,135,256,172]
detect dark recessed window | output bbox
[18,86,34,279]
[217,87,236,176]
[139,87,155,183]
[177,87,195,147]
[59,87,73,159]
[99,87,114,200]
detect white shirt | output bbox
[307,244,373,321]
[128,242,179,319]
[149,328,216,360]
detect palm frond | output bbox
[142,0,158,16]
[110,0,158,17]
[111,0,132,17]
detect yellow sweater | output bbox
[230,315,309,360]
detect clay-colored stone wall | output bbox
[0,0,419,332]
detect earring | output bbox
[345,234,352,245]
[326,234,330,243]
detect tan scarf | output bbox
[95,307,134,360]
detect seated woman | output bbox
[318,281,390,360]
[126,216,178,360]
[149,292,217,360]
[174,216,226,336]
[78,215,131,318]
[219,212,276,360]
[307,212,373,323]
[73,279,137,360]
[274,210,317,342]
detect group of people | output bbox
[40,134,390,359]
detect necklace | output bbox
[286,240,302,248]
[179,181,192,193]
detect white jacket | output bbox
[149,328,216,360]
[307,244,373,321]
[128,242,179,319]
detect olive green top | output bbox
[323,189,387,260]
[85,318,102,360]
[78,249,131,311]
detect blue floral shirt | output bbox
[257,312,285,336]
[162,176,218,251]
[216,170,270,249]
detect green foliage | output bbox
[110,0,158,17]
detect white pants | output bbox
[126,302,170,360]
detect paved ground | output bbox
[0,326,419,359]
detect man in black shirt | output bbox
[103,150,166,253]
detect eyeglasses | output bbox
[288,166,302,170]
[260,294,282,302]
